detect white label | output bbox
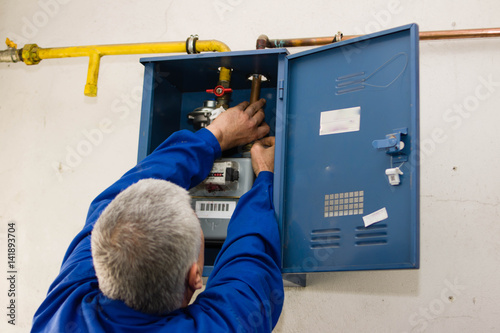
[319,106,361,136]
[195,201,236,219]
[362,207,388,227]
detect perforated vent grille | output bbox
[324,191,364,217]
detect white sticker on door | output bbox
[319,106,361,136]
[362,207,388,227]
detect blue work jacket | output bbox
[32,129,284,332]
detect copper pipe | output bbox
[256,35,268,50]
[249,74,262,104]
[257,27,500,49]
[419,28,500,40]
[243,73,263,152]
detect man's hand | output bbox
[206,99,269,151]
[251,137,275,176]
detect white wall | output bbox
[1,0,499,332]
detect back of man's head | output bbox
[91,178,201,315]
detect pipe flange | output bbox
[186,35,199,54]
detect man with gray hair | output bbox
[32,98,284,332]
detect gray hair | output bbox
[91,178,201,315]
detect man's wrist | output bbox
[206,125,225,151]
[197,128,222,159]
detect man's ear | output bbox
[187,262,203,291]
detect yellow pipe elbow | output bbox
[195,40,232,87]
[195,40,231,53]
[84,53,101,97]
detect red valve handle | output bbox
[206,85,233,97]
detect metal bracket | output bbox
[278,79,284,99]
[283,273,307,287]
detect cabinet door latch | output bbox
[372,127,408,163]
[372,127,408,153]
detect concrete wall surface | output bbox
[1,0,499,332]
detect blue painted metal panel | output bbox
[276,24,419,273]
[137,63,155,162]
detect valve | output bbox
[206,85,233,97]
[187,100,217,130]
[6,38,17,49]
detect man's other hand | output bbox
[206,99,270,151]
[251,137,275,176]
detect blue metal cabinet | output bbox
[138,24,419,281]
[138,48,289,277]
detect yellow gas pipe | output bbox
[5,38,231,97]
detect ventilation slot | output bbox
[355,224,387,231]
[311,228,340,234]
[355,224,387,246]
[311,243,340,249]
[356,232,387,238]
[311,228,341,249]
[356,240,387,246]
[311,235,340,241]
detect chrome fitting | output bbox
[186,35,200,54]
[333,31,343,43]
[0,48,21,63]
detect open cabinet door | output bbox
[275,24,419,273]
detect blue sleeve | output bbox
[86,129,221,226]
[59,129,221,271]
[192,171,284,332]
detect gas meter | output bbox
[189,158,254,241]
